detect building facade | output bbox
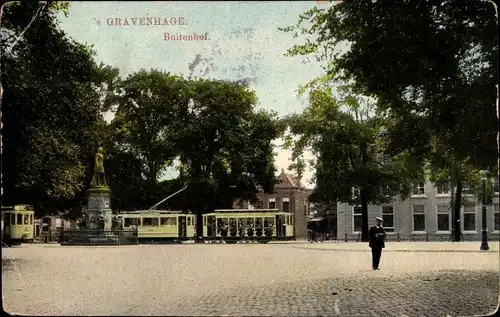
[337,180,500,241]
[234,169,312,239]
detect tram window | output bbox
[142,217,159,226]
[203,217,207,226]
[30,214,33,225]
[17,214,22,225]
[160,217,176,226]
[229,218,237,227]
[255,218,263,227]
[246,218,254,227]
[124,218,140,227]
[10,214,15,225]
[238,218,244,227]
[265,217,274,226]
[187,217,191,226]
[24,214,29,225]
[217,218,228,228]
[291,215,294,224]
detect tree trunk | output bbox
[453,180,463,242]
[360,142,370,242]
[361,189,369,242]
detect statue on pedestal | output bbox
[91,146,108,187]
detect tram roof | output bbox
[118,210,189,215]
[214,208,281,213]
[1,204,34,211]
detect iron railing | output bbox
[60,229,138,246]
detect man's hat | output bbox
[376,217,383,221]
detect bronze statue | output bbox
[91,146,108,187]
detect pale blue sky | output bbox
[57,1,329,187]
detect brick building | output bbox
[338,180,500,241]
[234,169,312,239]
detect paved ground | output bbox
[2,243,499,316]
[295,240,500,252]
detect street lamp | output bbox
[480,170,490,251]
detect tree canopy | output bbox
[283,86,422,240]
[280,0,498,241]
[280,0,497,168]
[1,3,282,226]
[1,2,113,216]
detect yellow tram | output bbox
[118,210,197,242]
[1,205,35,244]
[203,209,295,242]
[116,208,295,243]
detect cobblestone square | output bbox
[2,242,499,316]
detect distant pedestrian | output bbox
[369,217,386,270]
[313,230,319,243]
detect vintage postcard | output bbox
[1,1,499,316]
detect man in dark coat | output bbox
[369,217,387,270]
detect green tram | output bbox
[1,205,35,245]
[116,208,295,243]
[117,210,197,243]
[203,209,295,243]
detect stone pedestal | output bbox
[86,186,112,230]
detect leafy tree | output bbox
[281,0,497,241]
[284,86,422,241]
[1,2,115,217]
[177,79,283,235]
[109,69,191,206]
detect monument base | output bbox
[87,186,113,230]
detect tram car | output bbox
[116,208,296,243]
[117,210,197,243]
[1,205,35,245]
[203,209,295,243]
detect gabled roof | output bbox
[277,168,300,188]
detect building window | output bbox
[352,187,360,199]
[462,182,472,195]
[282,197,290,212]
[381,206,394,232]
[436,182,451,195]
[412,205,426,232]
[436,204,450,232]
[255,199,263,209]
[462,204,476,232]
[353,205,362,233]
[412,182,425,196]
[269,197,276,209]
[494,204,500,231]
